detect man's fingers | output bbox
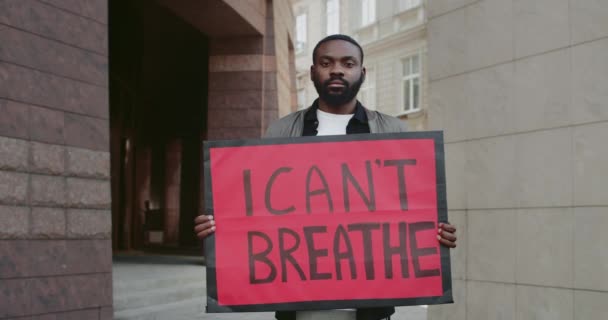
[439,222,456,233]
[437,223,457,248]
[438,237,457,248]
[439,230,457,242]
[195,223,216,240]
[193,215,216,240]
[194,221,213,233]
[194,214,213,224]
[196,227,215,240]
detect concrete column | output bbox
[134,146,151,249]
[207,36,266,140]
[164,139,182,246]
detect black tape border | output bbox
[203,131,453,313]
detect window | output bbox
[297,88,306,110]
[361,0,376,27]
[296,13,307,53]
[359,67,376,110]
[326,0,340,35]
[398,0,421,12]
[401,54,421,113]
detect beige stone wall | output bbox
[273,0,296,117]
[362,35,428,131]
[426,0,608,319]
[294,0,325,108]
[353,1,428,131]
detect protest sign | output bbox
[204,132,452,312]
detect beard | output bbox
[312,72,365,107]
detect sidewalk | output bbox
[113,254,427,320]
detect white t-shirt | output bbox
[315,109,354,136]
[295,109,357,320]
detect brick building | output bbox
[0,0,295,318]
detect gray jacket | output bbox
[265,106,406,138]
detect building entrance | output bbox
[109,0,208,252]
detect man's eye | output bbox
[345,62,355,67]
[321,62,330,67]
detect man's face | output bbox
[311,40,365,107]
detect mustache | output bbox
[323,77,349,87]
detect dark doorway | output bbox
[109,0,208,252]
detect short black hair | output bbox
[312,34,364,65]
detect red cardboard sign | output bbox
[204,132,452,312]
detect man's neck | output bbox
[317,99,357,115]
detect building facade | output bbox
[426,0,608,319]
[291,0,429,130]
[0,0,295,318]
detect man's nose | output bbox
[329,65,344,77]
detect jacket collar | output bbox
[304,99,368,123]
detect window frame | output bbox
[400,53,422,114]
[295,11,308,54]
[361,0,376,27]
[326,0,340,35]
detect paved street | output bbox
[113,254,427,320]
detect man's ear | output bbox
[310,65,314,81]
[361,67,366,83]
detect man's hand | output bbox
[437,222,457,248]
[194,215,215,240]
